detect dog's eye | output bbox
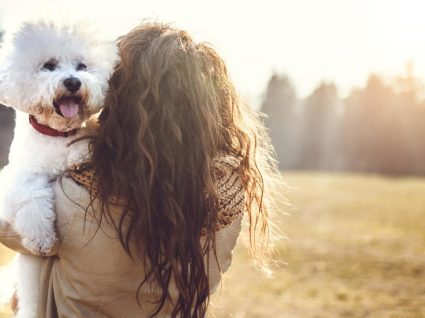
[76,63,87,71]
[42,61,57,71]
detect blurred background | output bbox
[1,0,425,317]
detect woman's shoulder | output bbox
[212,154,243,175]
[67,154,246,230]
[67,164,98,195]
[212,154,245,231]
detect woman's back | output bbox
[40,157,243,317]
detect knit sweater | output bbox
[69,155,245,231]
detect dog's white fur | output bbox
[0,19,117,317]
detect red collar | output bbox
[29,115,78,138]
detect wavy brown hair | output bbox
[89,22,280,317]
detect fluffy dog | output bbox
[0,19,117,317]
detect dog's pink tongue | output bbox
[59,101,79,118]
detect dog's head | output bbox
[0,19,118,131]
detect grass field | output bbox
[1,172,425,318]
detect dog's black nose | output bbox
[63,78,82,92]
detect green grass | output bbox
[2,172,425,317]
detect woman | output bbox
[0,22,280,317]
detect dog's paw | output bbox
[21,230,58,256]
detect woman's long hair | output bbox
[89,22,281,317]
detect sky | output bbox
[0,0,425,105]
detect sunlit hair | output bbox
[88,22,281,317]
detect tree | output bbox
[261,73,302,169]
[301,82,340,170]
[340,73,425,175]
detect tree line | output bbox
[262,64,425,175]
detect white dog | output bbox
[0,19,117,317]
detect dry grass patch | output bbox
[209,172,425,318]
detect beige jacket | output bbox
[0,158,244,317]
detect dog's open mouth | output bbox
[53,96,84,119]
